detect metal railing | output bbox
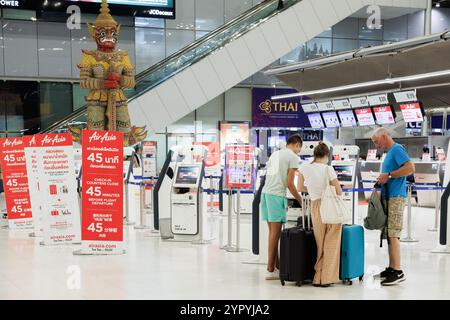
[42,0,302,134]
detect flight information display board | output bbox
[307,113,325,129]
[322,111,341,128]
[373,105,396,125]
[337,110,357,127]
[355,108,376,126]
[400,102,424,123]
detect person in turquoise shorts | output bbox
[261,134,303,280]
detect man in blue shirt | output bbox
[371,128,415,286]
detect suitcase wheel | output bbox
[359,275,364,282]
[296,281,302,287]
[281,280,285,286]
[343,279,353,286]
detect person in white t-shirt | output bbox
[297,142,343,287]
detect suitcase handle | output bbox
[301,192,312,231]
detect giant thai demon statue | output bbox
[72,0,147,146]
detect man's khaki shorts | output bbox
[383,197,406,238]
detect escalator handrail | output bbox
[42,0,301,134]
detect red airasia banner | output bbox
[80,130,124,255]
[0,137,33,229]
[225,144,255,189]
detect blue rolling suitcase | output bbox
[339,224,365,285]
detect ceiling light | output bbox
[271,69,450,100]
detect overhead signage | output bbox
[302,103,319,113]
[252,88,310,128]
[32,134,81,245]
[367,94,389,106]
[355,108,376,126]
[80,130,124,255]
[307,113,325,129]
[337,110,357,127]
[322,111,341,128]
[0,1,22,8]
[349,96,369,109]
[400,103,424,123]
[225,144,254,190]
[373,106,396,125]
[394,90,417,103]
[332,99,351,111]
[316,101,335,112]
[0,137,33,229]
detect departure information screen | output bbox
[307,113,325,129]
[400,102,424,123]
[337,110,357,127]
[373,106,395,125]
[355,108,376,126]
[322,111,341,128]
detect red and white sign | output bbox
[367,149,378,161]
[355,108,376,126]
[400,103,424,123]
[33,134,81,245]
[142,141,157,179]
[194,142,221,209]
[225,144,254,189]
[81,130,124,255]
[23,135,44,236]
[373,106,395,125]
[0,137,33,229]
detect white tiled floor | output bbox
[0,204,449,300]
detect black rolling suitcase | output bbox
[280,194,317,286]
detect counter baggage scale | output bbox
[413,162,441,208]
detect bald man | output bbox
[371,128,415,286]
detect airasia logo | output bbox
[88,131,117,143]
[2,138,22,148]
[41,134,67,146]
[27,136,37,147]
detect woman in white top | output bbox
[297,142,343,287]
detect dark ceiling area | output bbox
[434,0,450,8]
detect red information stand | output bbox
[0,137,33,229]
[78,130,124,255]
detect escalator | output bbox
[43,0,426,135]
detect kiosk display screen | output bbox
[322,111,341,128]
[175,166,200,185]
[268,136,286,148]
[333,165,354,182]
[400,102,424,123]
[373,106,395,125]
[337,110,357,127]
[307,113,325,129]
[355,108,375,126]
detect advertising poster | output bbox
[225,144,255,190]
[219,122,250,155]
[194,142,221,209]
[252,88,310,128]
[36,134,81,245]
[81,130,124,255]
[142,141,157,178]
[0,137,33,229]
[23,135,44,236]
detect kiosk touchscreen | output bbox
[171,163,203,236]
[332,161,357,223]
[359,160,382,200]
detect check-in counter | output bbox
[359,161,382,200]
[413,161,441,208]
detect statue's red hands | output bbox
[104,79,119,89]
[107,72,122,82]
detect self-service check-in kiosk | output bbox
[413,161,441,208]
[154,145,208,240]
[331,145,360,224]
[171,163,209,242]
